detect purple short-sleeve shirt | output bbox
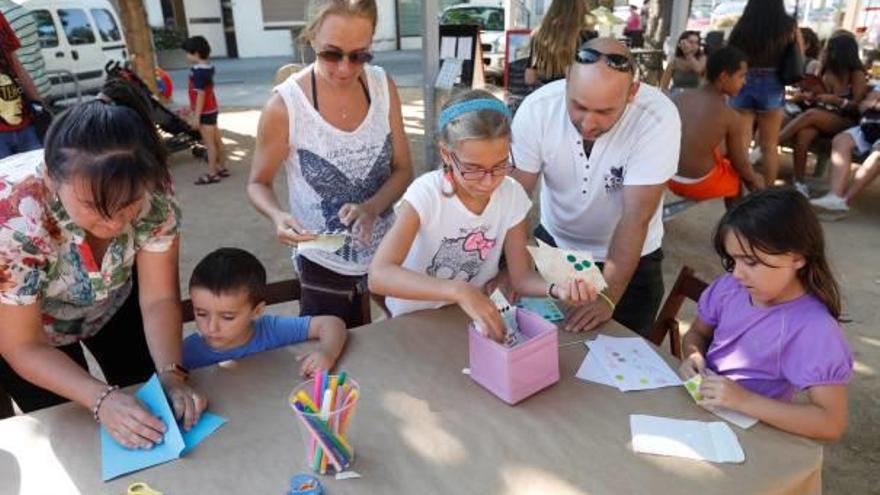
[698,274,853,401]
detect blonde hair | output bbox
[530,0,589,78]
[301,0,378,42]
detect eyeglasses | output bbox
[316,49,374,65]
[574,47,633,73]
[450,151,516,181]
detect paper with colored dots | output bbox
[526,239,608,292]
[683,372,758,429]
[515,297,565,322]
[579,335,681,391]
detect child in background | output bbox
[182,35,227,185]
[369,90,597,341]
[680,188,853,441]
[184,248,347,377]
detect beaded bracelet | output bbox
[92,385,119,423]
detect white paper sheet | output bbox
[298,232,347,253]
[630,415,745,463]
[435,59,463,89]
[683,374,759,429]
[589,336,681,391]
[575,349,618,387]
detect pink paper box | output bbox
[468,308,560,405]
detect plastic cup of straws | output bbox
[288,371,360,475]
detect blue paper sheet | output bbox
[100,374,226,481]
[516,297,565,322]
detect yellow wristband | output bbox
[598,291,616,312]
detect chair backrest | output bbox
[273,64,304,86]
[648,266,708,358]
[181,277,373,325]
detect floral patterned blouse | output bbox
[0,150,181,346]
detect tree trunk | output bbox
[117,0,158,94]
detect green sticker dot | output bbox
[582,260,592,268]
[566,254,577,262]
[574,264,584,271]
[685,382,697,391]
[640,378,649,384]
[614,375,625,381]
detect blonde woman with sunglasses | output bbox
[248,0,412,328]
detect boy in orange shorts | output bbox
[669,46,764,207]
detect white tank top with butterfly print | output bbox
[274,64,394,276]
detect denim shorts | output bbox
[729,69,785,112]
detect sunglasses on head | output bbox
[574,47,633,73]
[316,49,374,65]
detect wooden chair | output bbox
[273,63,304,86]
[0,278,371,420]
[647,266,708,359]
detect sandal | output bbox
[194,173,221,185]
[217,168,231,178]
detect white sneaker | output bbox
[810,193,849,212]
[794,181,810,198]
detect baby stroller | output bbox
[104,61,206,159]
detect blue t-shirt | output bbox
[183,314,312,369]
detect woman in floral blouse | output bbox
[0,101,206,450]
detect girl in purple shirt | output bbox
[680,188,853,441]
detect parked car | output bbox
[17,0,128,103]
[440,1,505,83]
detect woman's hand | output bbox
[457,284,505,342]
[160,375,208,432]
[552,279,597,307]
[273,211,318,246]
[338,203,377,246]
[679,352,707,379]
[97,390,167,449]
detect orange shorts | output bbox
[668,152,741,201]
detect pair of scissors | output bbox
[127,482,163,495]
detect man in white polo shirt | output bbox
[512,37,680,337]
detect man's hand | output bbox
[562,297,614,332]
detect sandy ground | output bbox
[168,88,878,493]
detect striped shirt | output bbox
[0,0,51,99]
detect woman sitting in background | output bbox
[524,0,590,86]
[660,31,706,95]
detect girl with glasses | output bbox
[248,0,413,328]
[369,90,596,341]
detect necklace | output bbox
[310,66,371,121]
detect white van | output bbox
[14,0,128,102]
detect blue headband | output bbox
[437,98,512,131]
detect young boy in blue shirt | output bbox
[183,248,347,377]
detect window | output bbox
[32,10,58,48]
[440,7,505,32]
[59,9,96,45]
[91,9,121,42]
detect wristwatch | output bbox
[158,363,189,381]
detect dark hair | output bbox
[821,31,864,79]
[706,45,747,82]
[182,35,211,59]
[712,188,841,319]
[674,30,703,59]
[99,78,167,165]
[43,101,170,219]
[728,0,796,67]
[801,27,820,59]
[189,248,267,305]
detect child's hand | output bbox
[483,270,516,301]
[679,352,706,379]
[552,279,597,307]
[299,351,334,378]
[458,285,505,342]
[338,203,376,246]
[699,375,750,411]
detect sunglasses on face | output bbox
[574,47,633,73]
[450,151,515,181]
[316,49,374,65]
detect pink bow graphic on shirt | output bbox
[463,231,496,260]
